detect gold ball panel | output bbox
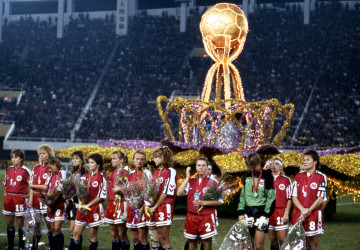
[200,3,248,48]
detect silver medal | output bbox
[254,192,258,198]
[303,193,307,197]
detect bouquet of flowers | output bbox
[23,207,42,249]
[62,177,77,201]
[144,178,161,218]
[121,171,148,228]
[73,175,91,212]
[116,169,130,189]
[220,221,253,250]
[280,221,306,250]
[197,173,239,214]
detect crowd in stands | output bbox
[0,2,359,147]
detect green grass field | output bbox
[1,170,359,249]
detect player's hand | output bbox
[193,199,202,206]
[238,215,245,222]
[254,216,269,230]
[149,206,157,214]
[283,213,289,224]
[301,208,311,218]
[298,214,306,222]
[245,215,255,228]
[112,186,121,194]
[185,167,191,178]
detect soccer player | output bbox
[147,146,177,250]
[177,157,223,250]
[3,149,31,250]
[126,149,152,250]
[237,152,276,250]
[36,157,66,250]
[65,151,87,245]
[264,158,292,249]
[28,144,55,249]
[291,149,327,250]
[105,150,131,250]
[69,153,107,250]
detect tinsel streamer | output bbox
[327,176,360,202]
[173,150,201,166]
[320,154,360,176]
[213,153,247,173]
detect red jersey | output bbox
[273,174,292,208]
[83,172,107,203]
[152,167,177,205]
[185,176,222,215]
[127,168,152,186]
[30,163,50,188]
[108,166,130,201]
[292,170,327,209]
[3,165,31,195]
[45,171,65,206]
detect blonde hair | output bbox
[133,149,146,160]
[37,144,55,163]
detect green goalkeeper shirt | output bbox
[237,169,276,217]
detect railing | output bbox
[7,136,97,143]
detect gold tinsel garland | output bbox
[55,146,360,201]
[320,154,360,177]
[213,153,247,172]
[173,150,201,166]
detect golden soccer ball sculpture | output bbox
[200,3,248,49]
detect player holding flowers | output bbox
[291,149,327,250]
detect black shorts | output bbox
[245,206,268,233]
[66,202,77,220]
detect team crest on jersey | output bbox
[16,175,22,181]
[92,181,99,187]
[279,184,286,190]
[259,180,264,186]
[310,182,318,189]
[203,187,209,193]
[43,173,48,179]
[158,177,164,183]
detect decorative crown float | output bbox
[157,3,295,150]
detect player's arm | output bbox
[177,166,191,197]
[86,197,104,207]
[30,184,48,191]
[193,200,222,207]
[237,184,246,221]
[283,199,292,224]
[308,197,324,213]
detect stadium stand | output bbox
[0,2,359,147]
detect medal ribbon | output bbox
[251,168,263,195]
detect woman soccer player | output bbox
[28,144,55,249]
[291,149,327,250]
[126,149,152,250]
[3,149,31,250]
[65,151,87,244]
[177,157,223,250]
[147,147,177,250]
[69,153,107,250]
[264,158,292,249]
[105,150,131,250]
[35,157,66,250]
[237,152,276,250]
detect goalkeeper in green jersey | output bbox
[237,152,276,250]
